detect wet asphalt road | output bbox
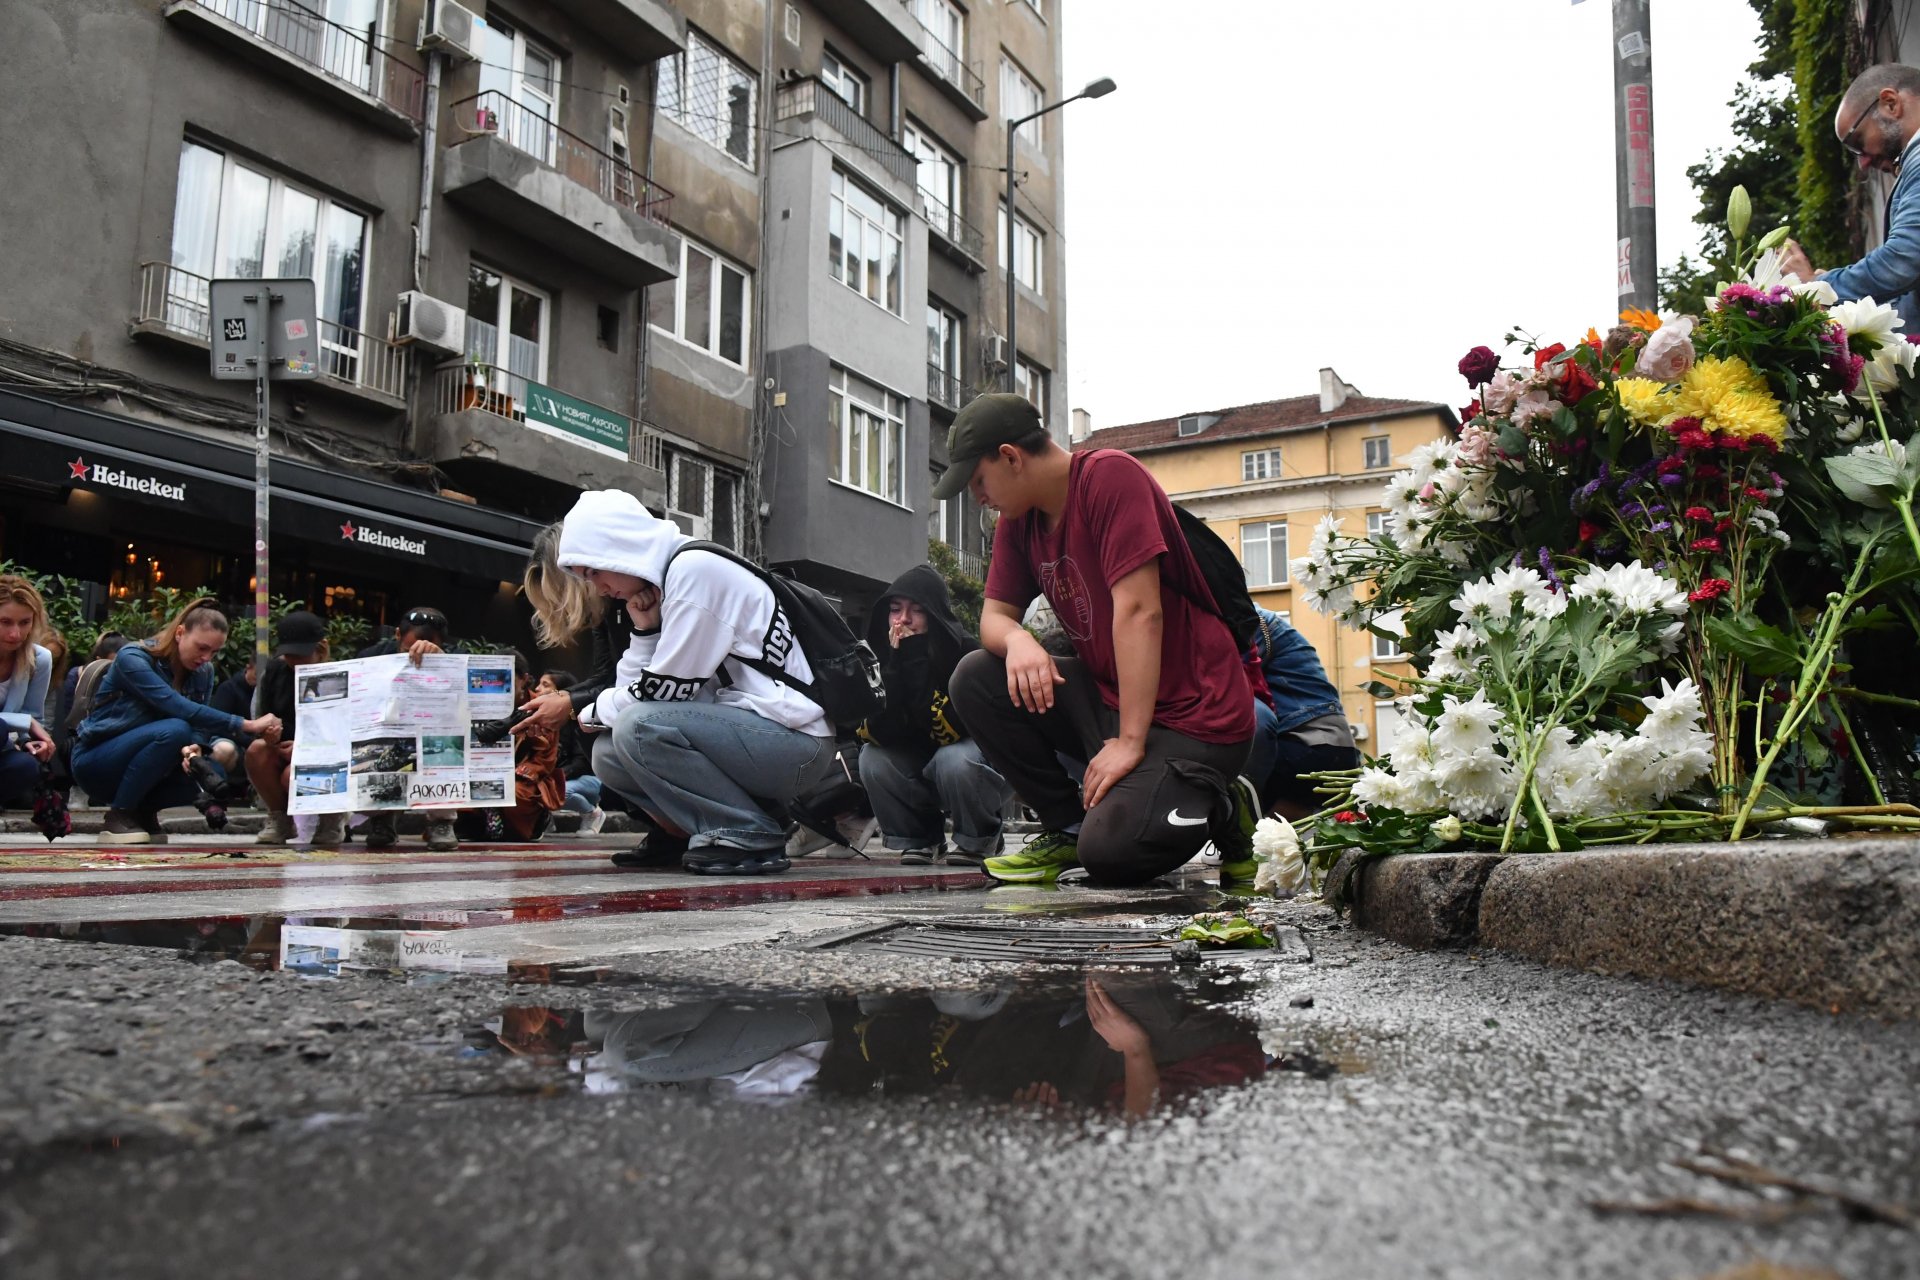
[1,891,1916,1280]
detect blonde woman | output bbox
[71,596,280,843]
[0,575,56,810]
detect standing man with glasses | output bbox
[1780,64,1920,335]
[357,605,459,851]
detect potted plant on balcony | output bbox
[458,354,514,417]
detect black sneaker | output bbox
[611,832,690,868]
[363,812,398,849]
[682,847,792,876]
[897,845,942,866]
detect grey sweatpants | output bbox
[949,651,1250,885]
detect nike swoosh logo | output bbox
[1166,810,1209,827]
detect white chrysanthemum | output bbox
[1536,729,1604,817]
[1254,815,1307,894]
[1432,689,1503,757]
[1386,722,1435,772]
[1652,743,1714,799]
[1569,560,1688,619]
[1489,565,1557,619]
[1393,766,1447,812]
[1864,337,1919,396]
[1350,767,1407,810]
[1452,576,1510,630]
[1637,677,1704,751]
[1835,417,1867,444]
[1596,734,1665,810]
[1830,297,1905,349]
[1849,438,1909,466]
[1434,747,1516,820]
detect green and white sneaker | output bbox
[982,830,1080,884]
[1217,776,1262,884]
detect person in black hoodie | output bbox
[857,565,1011,866]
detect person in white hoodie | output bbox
[551,490,839,875]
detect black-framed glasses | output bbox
[1842,100,1885,156]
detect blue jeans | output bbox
[591,701,837,852]
[859,739,1011,854]
[1247,701,1360,811]
[0,745,39,806]
[563,775,603,814]
[72,718,223,813]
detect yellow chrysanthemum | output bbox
[1670,356,1786,442]
[1613,377,1674,426]
[1620,307,1663,333]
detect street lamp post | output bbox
[1005,76,1115,396]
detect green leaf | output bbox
[1704,612,1802,677]
[1497,425,1528,456]
[1825,452,1901,508]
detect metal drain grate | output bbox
[848,919,1181,965]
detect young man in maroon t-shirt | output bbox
[934,394,1258,886]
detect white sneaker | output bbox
[255,812,297,846]
[309,813,347,849]
[579,807,607,835]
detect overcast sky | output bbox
[1059,0,1765,429]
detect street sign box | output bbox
[209,278,321,381]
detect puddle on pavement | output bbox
[460,969,1358,1117]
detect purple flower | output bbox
[1653,560,1668,572]
[1572,475,1606,510]
[1650,521,1672,533]
[1658,472,1685,486]
[1538,547,1565,594]
[1621,501,1645,519]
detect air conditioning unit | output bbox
[420,0,480,59]
[1349,721,1368,742]
[983,334,1009,371]
[396,291,467,354]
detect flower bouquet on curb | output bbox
[1292,190,1920,897]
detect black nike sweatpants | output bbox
[950,651,1251,885]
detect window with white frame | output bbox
[1015,356,1048,420]
[647,235,750,367]
[476,16,560,165]
[465,261,549,384]
[1001,56,1044,147]
[1363,435,1392,469]
[784,3,800,44]
[1366,510,1395,540]
[820,49,870,116]
[927,303,962,377]
[829,367,907,504]
[1372,607,1405,660]
[167,139,369,380]
[1373,699,1405,754]
[829,168,906,315]
[996,206,1043,293]
[1013,0,1045,18]
[1242,448,1282,482]
[658,29,758,168]
[1241,521,1287,587]
[904,122,961,242]
[666,451,742,549]
[915,0,967,83]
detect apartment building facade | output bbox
[0,0,1073,640]
[1077,372,1454,750]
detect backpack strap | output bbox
[662,541,827,705]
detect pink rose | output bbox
[1455,422,1494,465]
[1482,370,1528,415]
[1637,316,1696,382]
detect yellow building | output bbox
[1074,370,1455,749]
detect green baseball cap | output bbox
[930,393,1043,501]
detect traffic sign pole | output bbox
[251,287,274,667]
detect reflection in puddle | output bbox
[472,971,1353,1117]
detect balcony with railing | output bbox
[927,363,978,416]
[774,78,918,189]
[162,0,425,135]
[132,262,410,405]
[913,26,987,119]
[810,0,925,61]
[918,193,988,272]
[425,360,666,500]
[442,91,680,288]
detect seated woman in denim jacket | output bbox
[72,597,281,844]
[0,575,57,810]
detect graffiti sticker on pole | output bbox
[1617,238,1635,296]
[1626,83,1655,208]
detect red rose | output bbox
[1557,360,1599,406]
[1335,810,1367,824]
[1457,346,1501,387]
[1577,520,1602,544]
[1459,399,1482,423]
[1533,343,1567,370]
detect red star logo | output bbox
[340,521,357,540]
[68,457,89,480]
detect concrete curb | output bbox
[1352,838,1920,1020]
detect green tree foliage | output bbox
[925,539,983,636]
[1662,1,1798,313]
[1793,0,1856,265]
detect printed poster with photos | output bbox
[286,653,516,814]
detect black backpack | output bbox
[1171,506,1272,705]
[665,541,886,731]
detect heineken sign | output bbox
[68,456,186,502]
[521,381,631,461]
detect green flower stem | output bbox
[1862,379,1920,562]
[1729,542,1881,840]
[1831,687,1920,712]
[1830,697,1887,806]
